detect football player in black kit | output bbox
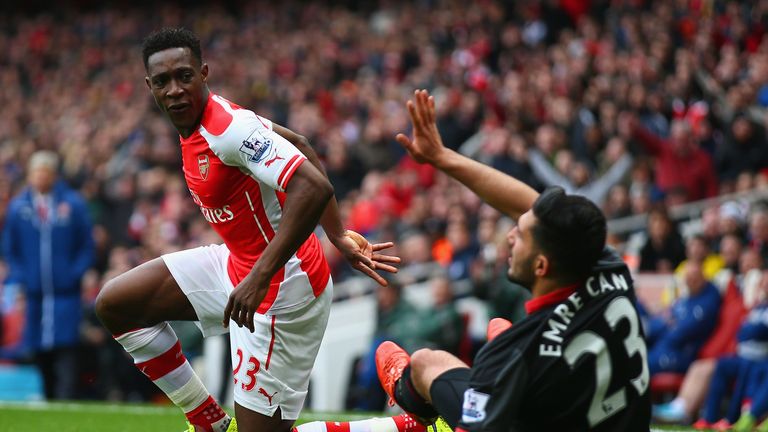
[375,90,652,432]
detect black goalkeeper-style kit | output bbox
[445,247,651,432]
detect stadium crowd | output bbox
[2,0,768,426]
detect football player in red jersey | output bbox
[95,28,399,432]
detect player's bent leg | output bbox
[409,349,469,404]
[95,257,197,333]
[427,368,471,429]
[96,254,232,432]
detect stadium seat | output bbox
[650,372,686,397]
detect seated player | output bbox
[374,90,651,431]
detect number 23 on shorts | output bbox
[233,348,260,392]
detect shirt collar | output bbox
[525,283,580,315]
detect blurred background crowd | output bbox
[2,0,768,425]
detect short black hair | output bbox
[141,27,202,70]
[531,187,607,283]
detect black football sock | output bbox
[393,365,439,421]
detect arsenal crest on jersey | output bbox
[198,154,210,180]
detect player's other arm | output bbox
[273,123,400,285]
[272,124,345,244]
[252,161,333,280]
[397,90,538,221]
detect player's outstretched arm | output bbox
[396,90,538,221]
[273,124,400,285]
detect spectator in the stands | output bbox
[444,220,478,282]
[748,206,768,263]
[527,138,633,206]
[675,234,725,282]
[639,206,687,273]
[417,275,463,354]
[720,201,749,238]
[716,115,768,190]
[623,115,718,202]
[397,230,442,285]
[712,233,746,290]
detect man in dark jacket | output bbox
[2,150,94,399]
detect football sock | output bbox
[393,365,439,422]
[115,323,231,432]
[293,413,426,432]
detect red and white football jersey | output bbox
[180,93,330,314]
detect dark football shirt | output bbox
[456,247,651,432]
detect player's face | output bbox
[145,47,209,135]
[507,211,537,289]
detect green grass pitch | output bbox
[0,401,703,431]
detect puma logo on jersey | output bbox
[258,388,278,405]
[265,154,284,167]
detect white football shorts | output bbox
[162,243,333,419]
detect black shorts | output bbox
[429,367,471,429]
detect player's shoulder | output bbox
[199,94,276,160]
[200,94,268,137]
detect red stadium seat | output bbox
[650,372,686,396]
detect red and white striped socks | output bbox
[293,413,426,432]
[115,323,231,432]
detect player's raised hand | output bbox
[335,230,400,286]
[223,275,269,332]
[396,89,447,166]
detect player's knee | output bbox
[95,278,122,330]
[410,348,437,373]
